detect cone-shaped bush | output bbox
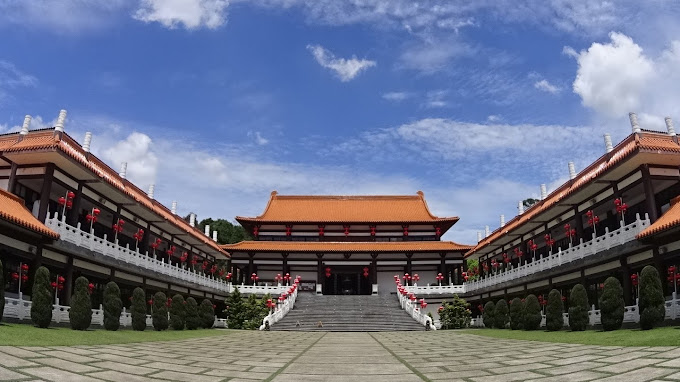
[152,292,169,331]
[185,297,200,330]
[482,301,495,328]
[226,287,245,329]
[31,266,53,328]
[494,299,509,329]
[101,282,121,331]
[509,297,524,330]
[169,294,186,330]
[523,294,542,330]
[639,266,665,330]
[69,276,92,330]
[131,287,147,331]
[546,289,564,331]
[568,284,589,331]
[0,260,4,323]
[199,299,215,328]
[599,277,624,331]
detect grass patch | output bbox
[0,322,232,346]
[460,326,680,346]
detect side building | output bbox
[222,191,472,295]
[463,115,680,315]
[0,112,230,317]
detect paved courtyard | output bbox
[3,330,680,381]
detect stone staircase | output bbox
[270,293,425,331]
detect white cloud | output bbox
[0,0,129,33]
[423,90,449,108]
[306,44,376,82]
[134,0,229,30]
[562,46,578,58]
[571,32,680,119]
[382,92,411,102]
[397,38,474,74]
[101,132,159,187]
[248,131,269,145]
[487,115,501,122]
[0,60,38,104]
[534,79,560,94]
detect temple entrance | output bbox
[323,266,372,295]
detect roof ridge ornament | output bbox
[629,112,641,133]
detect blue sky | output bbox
[1,1,680,243]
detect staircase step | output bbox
[270,294,425,332]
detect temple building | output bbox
[459,115,680,315]
[222,192,472,295]
[0,112,230,313]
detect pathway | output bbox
[2,330,680,381]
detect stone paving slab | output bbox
[2,330,680,381]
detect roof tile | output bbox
[0,188,59,239]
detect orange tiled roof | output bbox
[222,240,472,253]
[0,188,59,239]
[638,196,680,239]
[237,191,458,224]
[467,132,680,257]
[0,130,227,257]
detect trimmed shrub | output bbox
[243,294,267,330]
[199,299,215,329]
[568,283,589,331]
[438,295,471,329]
[152,292,169,331]
[103,282,122,331]
[31,266,53,328]
[494,299,509,329]
[639,266,665,330]
[131,287,147,331]
[0,260,4,323]
[599,277,624,331]
[482,301,495,328]
[69,276,92,330]
[546,289,564,331]
[185,297,200,330]
[225,287,245,329]
[169,294,186,330]
[523,294,542,330]
[509,297,524,330]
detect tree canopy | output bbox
[188,216,250,244]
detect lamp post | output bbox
[436,273,444,286]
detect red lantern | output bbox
[180,252,188,263]
[285,226,292,236]
[435,226,441,237]
[615,198,628,214]
[630,273,639,287]
[253,226,259,237]
[325,267,331,278]
[363,267,369,278]
[544,234,555,248]
[51,281,57,289]
[147,299,153,305]
[166,298,172,307]
[266,299,275,310]
[561,295,567,302]
[420,299,427,309]
[403,225,409,236]
[436,273,444,283]
[478,304,484,313]
[210,265,218,274]
[88,283,95,294]
[586,210,599,227]
[226,272,232,281]
[344,225,350,236]
[58,197,66,205]
[409,294,416,302]
[202,260,209,270]
[11,273,19,280]
[318,225,325,236]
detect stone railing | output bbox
[4,295,226,328]
[45,214,287,296]
[467,292,680,328]
[395,285,436,330]
[404,284,465,296]
[465,214,650,293]
[259,287,298,330]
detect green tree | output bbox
[568,284,589,331]
[494,299,509,329]
[69,276,92,330]
[482,301,495,328]
[465,259,479,281]
[197,218,251,244]
[225,287,245,329]
[545,289,564,331]
[244,294,267,330]
[199,299,215,329]
[639,266,665,330]
[103,281,122,331]
[523,198,539,209]
[438,295,471,329]
[0,260,4,323]
[30,266,53,328]
[523,294,542,330]
[599,277,624,331]
[509,297,524,330]
[131,287,147,331]
[169,294,186,330]
[152,292,169,331]
[185,297,200,330]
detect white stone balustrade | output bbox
[396,286,436,330]
[464,214,649,294]
[404,284,465,295]
[45,214,288,296]
[259,287,298,330]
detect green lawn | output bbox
[460,326,680,346]
[0,323,233,346]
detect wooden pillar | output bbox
[642,165,659,223]
[574,206,585,243]
[620,257,632,305]
[317,253,323,286]
[66,182,84,227]
[248,253,254,284]
[406,254,413,275]
[62,256,74,305]
[282,253,288,276]
[440,254,447,285]
[7,162,17,194]
[371,254,378,285]
[37,164,55,222]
